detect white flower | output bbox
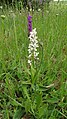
[28,60,32,66]
[30,8,32,11]
[33,9,34,11]
[29,53,31,56]
[38,9,41,12]
[34,52,39,58]
[28,28,39,65]
[0,6,3,9]
[1,15,5,19]
[56,13,59,16]
[30,28,37,36]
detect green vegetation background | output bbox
[0,1,67,119]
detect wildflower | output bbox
[26,7,28,10]
[1,15,5,19]
[0,6,3,9]
[30,8,32,11]
[27,14,32,36]
[56,13,59,16]
[28,59,32,66]
[33,9,34,12]
[38,9,41,12]
[28,28,39,66]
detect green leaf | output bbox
[25,99,31,113]
[36,93,42,108]
[31,65,36,84]
[13,108,25,119]
[4,92,23,107]
[46,97,59,104]
[58,102,67,108]
[38,105,45,118]
[24,66,31,75]
[22,86,30,100]
[5,73,15,97]
[21,81,31,85]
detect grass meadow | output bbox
[0,1,67,119]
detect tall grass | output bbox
[0,2,67,119]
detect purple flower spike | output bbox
[28,15,32,36]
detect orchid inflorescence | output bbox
[28,28,39,66]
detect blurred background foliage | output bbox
[0,0,52,10]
